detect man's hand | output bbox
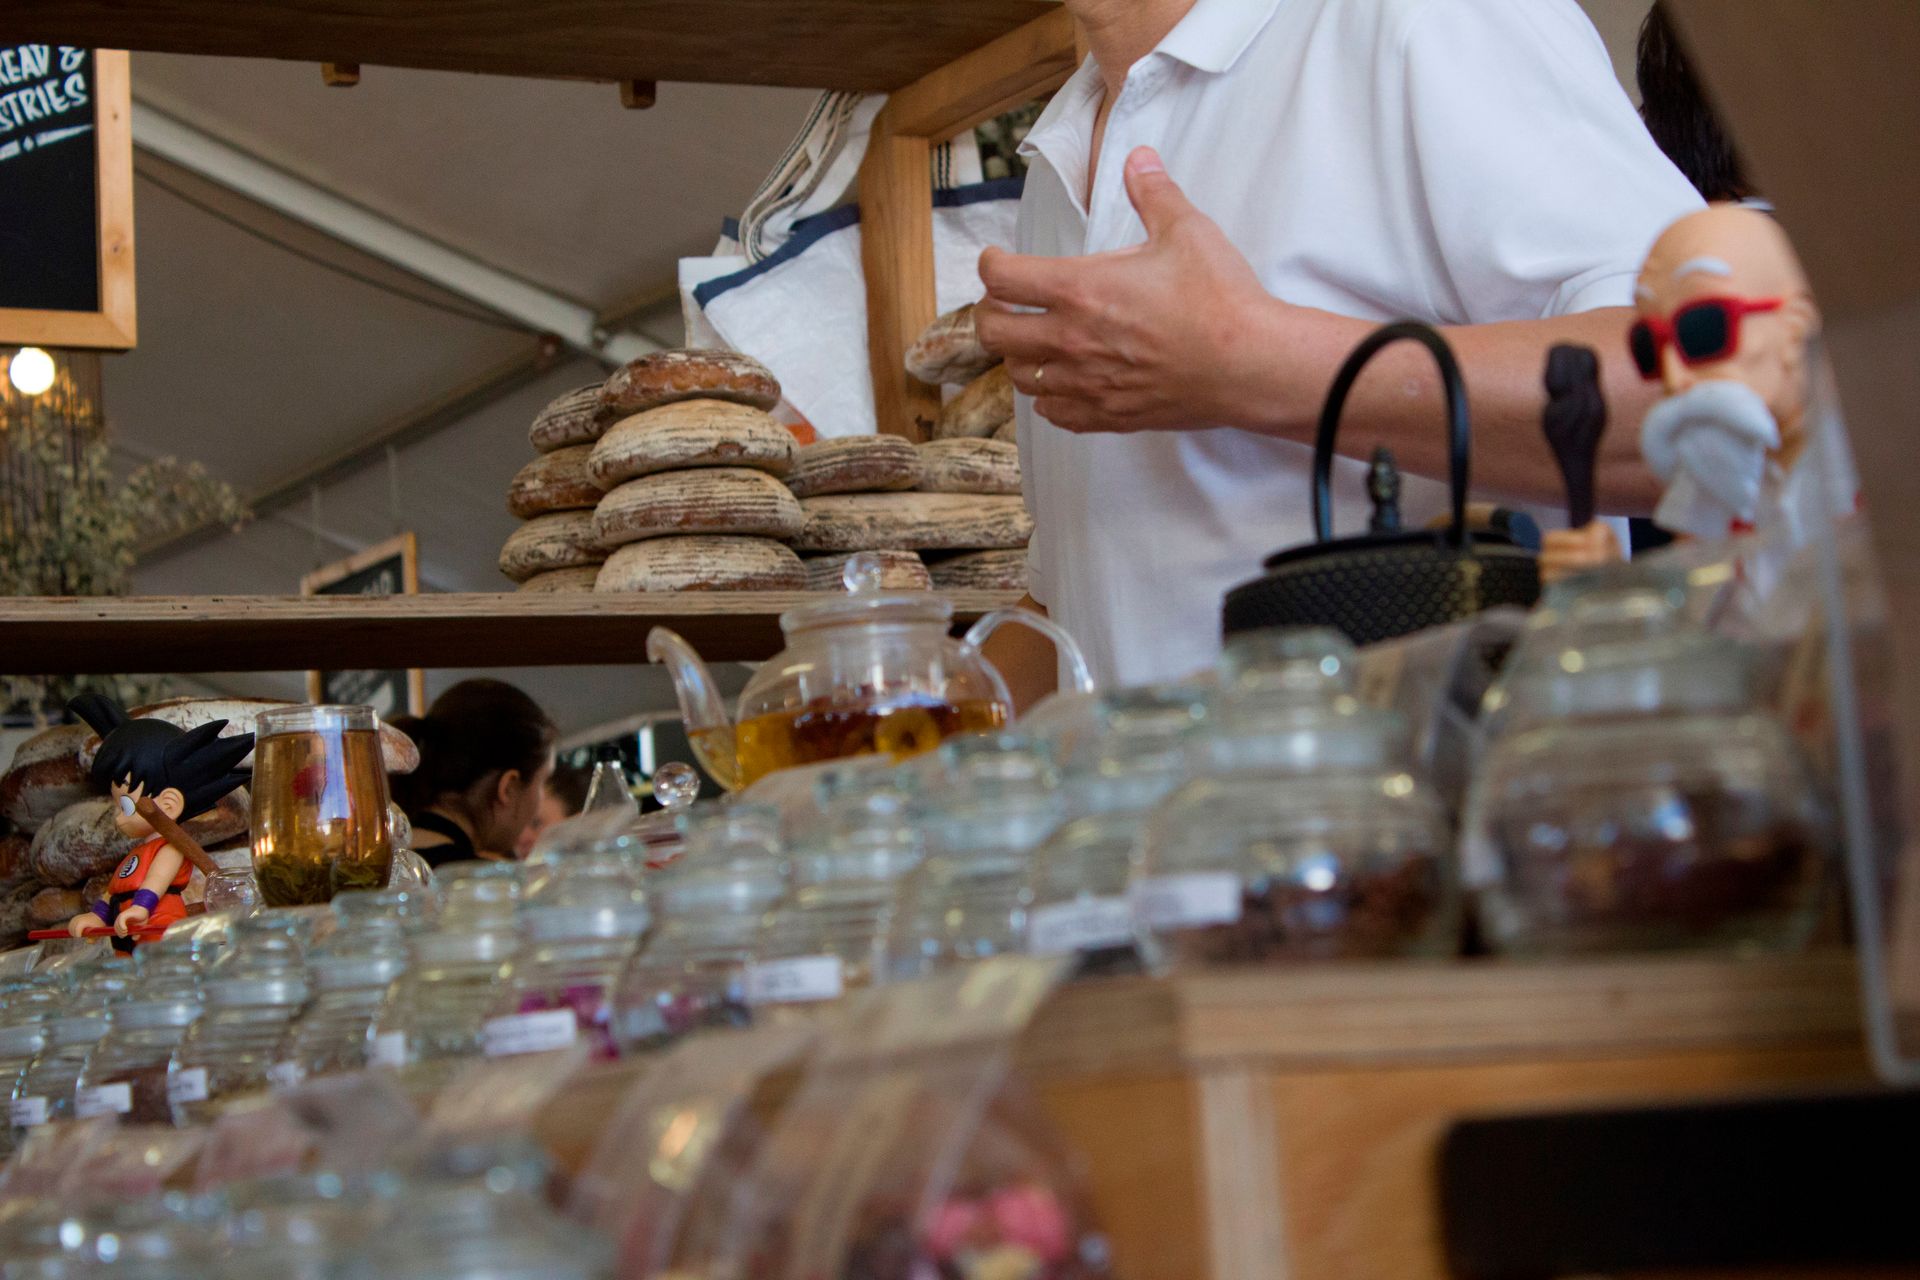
[976,146,1306,434]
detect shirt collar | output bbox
[1157,0,1287,74]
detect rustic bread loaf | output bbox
[27,885,83,928]
[784,436,921,498]
[516,566,602,593]
[0,878,36,950]
[906,304,1000,386]
[528,383,607,453]
[802,550,931,592]
[594,469,804,549]
[507,446,605,518]
[915,438,1021,495]
[499,511,606,583]
[0,832,29,881]
[992,416,1018,444]
[793,494,1033,553]
[1,723,95,833]
[79,697,422,778]
[27,791,252,888]
[600,348,780,422]
[589,400,796,489]
[596,536,807,592]
[926,548,1030,591]
[934,364,1015,440]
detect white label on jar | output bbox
[1027,896,1136,956]
[1132,873,1243,930]
[9,1096,49,1128]
[266,1061,306,1091]
[367,1031,408,1069]
[482,1009,579,1058]
[166,1068,209,1107]
[745,955,844,1005]
[73,1082,133,1119]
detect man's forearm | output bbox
[1220,298,1663,514]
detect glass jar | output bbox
[0,1021,49,1157]
[169,917,311,1123]
[278,928,410,1082]
[220,1173,368,1280]
[1468,613,1829,955]
[370,925,519,1089]
[204,845,262,916]
[749,774,924,1010]
[884,734,1067,981]
[1023,686,1208,974]
[488,854,649,1062]
[1138,651,1454,968]
[341,1142,610,1280]
[435,860,523,926]
[71,976,202,1125]
[251,704,396,906]
[613,807,786,1049]
[10,1008,110,1135]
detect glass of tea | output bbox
[250,705,396,907]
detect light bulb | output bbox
[8,347,55,396]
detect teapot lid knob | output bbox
[652,761,701,811]
[842,552,887,595]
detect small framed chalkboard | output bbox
[0,47,136,350]
[301,532,427,718]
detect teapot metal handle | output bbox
[961,609,1096,696]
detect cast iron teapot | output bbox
[1222,321,1540,646]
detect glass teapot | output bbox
[649,553,1093,790]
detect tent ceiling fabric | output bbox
[132,53,819,303]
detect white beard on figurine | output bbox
[1641,378,1780,540]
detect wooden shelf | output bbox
[0,590,1021,672]
[2,0,1064,90]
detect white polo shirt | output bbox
[1016,0,1704,688]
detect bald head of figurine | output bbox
[1635,207,1820,465]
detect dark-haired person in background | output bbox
[390,679,556,867]
[1637,2,1756,206]
[514,763,589,860]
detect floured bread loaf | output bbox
[927,548,1030,591]
[589,400,795,489]
[76,697,420,777]
[528,383,606,453]
[28,791,250,887]
[594,468,804,549]
[499,511,605,582]
[915,438,1021,495]
[793,494,1033,553]
[802,550,930,592]
[906,304,1000,386]
[1,723,94,834]
[516,566,602,593]
[934,364,1015,440]
[600,348,780,422]
[508,446,605,518]
[785,436,920,498]
[597,536,807,592]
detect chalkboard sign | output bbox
[0,47,135,349]
[301,533,426,718]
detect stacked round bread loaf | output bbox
[0,698,422,948]
[782,431,1031,593]
[906,303,1017,445]
[502,350,817,592]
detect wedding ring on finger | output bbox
[1032,362,1047,385]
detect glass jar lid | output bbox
[789,774,923,890]
[109,972,202,1029]
[518,853,649,942]
[0,1022,48,1056]
[1218,626,1359,700]
[656,805,787,918]
[918,732,1065,867]
[1062,684,1208,816]
[1198,694,1411,776]
[255,703,379,737]
[410,924,518,968]
[778,553,954,635]
[435,862,523,924]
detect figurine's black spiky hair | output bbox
[69,694,254,820]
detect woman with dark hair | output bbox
[1637,2,1754,204]
[513,763,590,860]
[389,679,557,867]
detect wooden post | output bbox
[322,61,360,86]
[619,79,657,109]
[858,9,1080,442]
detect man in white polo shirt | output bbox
[976,0,1703,696]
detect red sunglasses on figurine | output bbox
[1629,295,1784,379]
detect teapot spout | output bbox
[646,627,739,789]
